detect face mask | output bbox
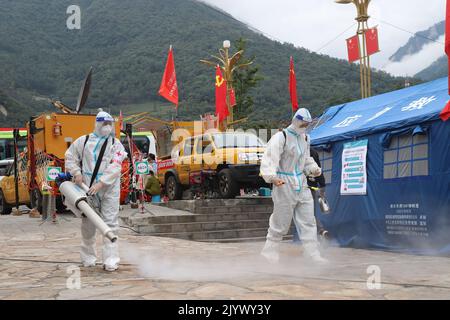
[295,127,307,135]
[100,125,112,136]
[295,121,309,132]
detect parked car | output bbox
[157,132,267,200]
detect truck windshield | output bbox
[212,133,265,149]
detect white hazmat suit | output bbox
[260,108,327,264]
[65,111,127,271]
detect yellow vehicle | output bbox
[157,131,267,200]
[0,157,29,215]
[0,112,121,214]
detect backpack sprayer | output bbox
[56,172,118,243]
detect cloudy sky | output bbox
[201,0,446,76]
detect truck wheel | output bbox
[166,175,182,201]
[218,168,239,199]
[30,189,43,214]
[0,190,12,215]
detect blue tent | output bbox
[310,77,450,255]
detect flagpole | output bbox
[170,44,175,121]
[170,44,178,121]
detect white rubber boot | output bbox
[303,242,329,265]
[261,240,280,263]
[103,264,119,272]
[82,260,96,268]
[310,254,329,265]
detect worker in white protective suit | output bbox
[65,111,127,271]
[260,108,328,264]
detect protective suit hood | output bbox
[289,108,312,135]
[94,111,116,137]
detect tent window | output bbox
[413,144,428,159]
[413,134,427,144]
[384,150,397,163]
[413,160,428,176]
[318,150,333,184]
[398,162,412,178]
[399,148,412,161]
[383,132,429,179]
[399,135,412,147]
[384,164,397,179]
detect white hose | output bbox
[59,181,118,242]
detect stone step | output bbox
[135,219,270,234]
[164,199,274,214]
[141,227,295,241]
[195,206,273,215]
[119,199,296,243]
[124,211,272,226]
[199,235,294,243]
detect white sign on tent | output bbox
[341,140,368,195]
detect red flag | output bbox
[440,101,450,121]
[215,66,229,122]
[365,27,380,56]
[289,56,298,112]
[446,0,450,94]
[229,87,237,107]
[158,46,179,106]
[346,35,360,63]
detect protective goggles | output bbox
[96,116,115,122]
[295,114,312,122]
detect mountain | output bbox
[415,55,447,81]
[0,0,410,127]
[0,90,35,127]
[389,21,445,63]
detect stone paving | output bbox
[1,211,450,300]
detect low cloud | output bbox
[383,35,446,77]
[201,0,445,72]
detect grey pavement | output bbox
[1,209,450,300]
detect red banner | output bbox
[215,66,229,122]
[346,35,360,63]
[229,87,237,107]
[157,159,175,170]
[158,46,179,106]
[365,27,380,56]
[440,101,450,121]
[289,56,299,112]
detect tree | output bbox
[232,38,263,120]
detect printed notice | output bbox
[341,139,368,195]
